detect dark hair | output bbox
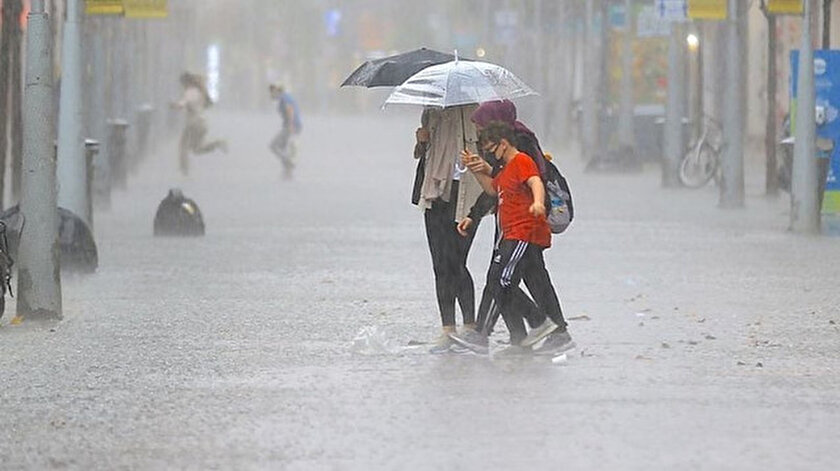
[478,120,517,148]
[180,72,213,107]
[180,72,200,87]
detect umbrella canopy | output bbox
[384,60,536,108]
[341,48,467,88]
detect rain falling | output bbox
[1,1,839,469]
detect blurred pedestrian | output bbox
[171,72,227,176]
[269,83,302,179]
[455,122,574,355]
[413,104,485,354]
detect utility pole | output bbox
[582,0,598,161]
[819,0,833,208]
[555,0,573,144]
[57,0,89,225]
[791,0,820,233]
[617,0,636,157]
[534,0,547,139]
[720,0,746,208]
[10,0,23,202]
[0,0,13,208]
[762,1,779,195]
[17,0,62,320]
[822,0,833,48]
[663,22,686,187]
[88,18,107,144]
[686,25,702,140]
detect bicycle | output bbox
[0,221,14,319]
[679,115,725,188]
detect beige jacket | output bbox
[418,105,484,222]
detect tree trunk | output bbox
[823,0,832,49]
[765,11,779,195]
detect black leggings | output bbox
[424,190,478,327]
[484,239,567,345]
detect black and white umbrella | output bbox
[341,48,468,88]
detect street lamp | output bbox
[686,33,700,51]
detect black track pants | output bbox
[483,239,567,345]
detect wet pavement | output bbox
[1,111,839,470]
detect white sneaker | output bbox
[520,320,559,347]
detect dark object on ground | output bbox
[0,205,98,273]
[0,221,14,318]
[153,188,205,237]
[341,48,470,88]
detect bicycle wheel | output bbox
[679,142,718,188]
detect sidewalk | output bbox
[0,112,838,470]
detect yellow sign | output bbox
[687,0,726,20]
[85,0,123,15]
[767,0,803,15]
[124,0,168,19]
[85,0,168,17]
[825,191,840,214]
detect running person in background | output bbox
[269,83,302,179]
[172,72,227,176]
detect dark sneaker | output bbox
[520,319,559,347]
[449,329,489,354]
[493,344,532,357]
[533,330,576,356]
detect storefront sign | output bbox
[655,0,687,22]
[124,0,168,19]
[85,0,167,18]
[687,0,727,20]
[791,50,840,217]
[85,0,123,15]
[767,0,803,15]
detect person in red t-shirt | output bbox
[453,122,574,354]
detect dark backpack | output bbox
[153,189,205,237]
[543,159,574,234]
[515,132,574,234]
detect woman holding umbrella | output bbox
[413,104,485,353]
[343,50,488,353]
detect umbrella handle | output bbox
[456,106,473,175]
[460,107,467,151]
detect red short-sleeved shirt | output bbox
[493,152,551,248]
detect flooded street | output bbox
[0,111,837,470]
